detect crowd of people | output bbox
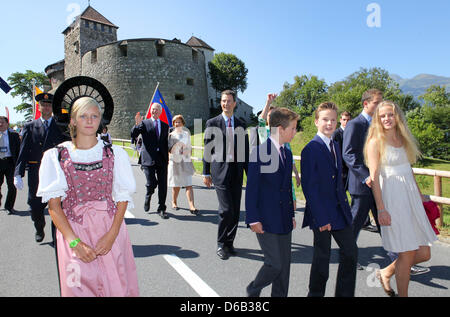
[5,87,438,297]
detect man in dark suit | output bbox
[203,90,249,260]
[301,102,357,297]
[0,116,20,214]
[131,103,170,219]
[245,108,298,297]
[332,111,351,191]
[14,93,69,242]
[342,89,383,267]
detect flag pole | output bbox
[32,79,36,120]
[146,82,160,119]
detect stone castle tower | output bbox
[46,6,253,139]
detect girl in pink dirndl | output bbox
[37,97,139,297]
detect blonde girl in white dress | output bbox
[364,101,437,297]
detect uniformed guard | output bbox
[14,92,70,243]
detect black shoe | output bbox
[6,208,14,215]
[224,245,237,256]
[217,247,229,260]
[35,231,45,243]
[144,199,150,212]
[159,210,169,219]
[189,209,199,215]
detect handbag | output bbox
[423,201,440,235]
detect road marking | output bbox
[163,254,220,297]
[124,210,135,219]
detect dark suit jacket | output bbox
[342,114,371,196]
[202,114,249,186]
[131,119,169,167]
[301,135,352,230]
[6,128,20,165]
[245,138,294,234]
[15,118,68,177]
[332,127,349,186]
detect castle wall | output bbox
[81,39,210,139]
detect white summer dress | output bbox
[379,145,437,253]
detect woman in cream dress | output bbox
[365,101,437,297]
[168,115,198,214]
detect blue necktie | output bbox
[330,140,337,167]
[280,146,286,165]
[44,120,49,132]
[155,120,159,140]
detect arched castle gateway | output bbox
[45,6,253,139]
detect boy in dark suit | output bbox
[246,108,298,297]
[332,111,351,191]
[301,102,357,297]
[342,89,383,241]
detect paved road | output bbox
[1,162,449,297]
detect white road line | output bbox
[163,254,220,297]
[124,210,135,219]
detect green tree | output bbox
[328,67,415,116]
[407,107,446,159]
[208,53,248,94]
[414,85,450,160]
[273,75,329,129]
[8,70,50,120]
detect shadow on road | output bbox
[132,244,199,259]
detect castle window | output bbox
[156,43,165,57]
[186,78,194,86]
[175,94,185,101]
[119,42,128,57]
[192,50,198,64]
[101,24,105,32]
[74,41,79,54]
[91,49,97,64]
[109,26,112,34]
[85,20,89,28]
[93,23,97,31]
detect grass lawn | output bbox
[116,132,450,234]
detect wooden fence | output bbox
[114,139,449,227]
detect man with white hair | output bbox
[131,103,170,219]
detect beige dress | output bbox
[168,129,195,187]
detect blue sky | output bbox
[1,0,449,124]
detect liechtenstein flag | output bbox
[146,86,173,128]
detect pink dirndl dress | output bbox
[56,145,139,297]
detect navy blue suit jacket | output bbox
[131,119,169,167]
[245,139,295,235]
[342,114,371,196]
[301,135,352,230]
[15,118,68,177]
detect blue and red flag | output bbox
[146,86,173,128]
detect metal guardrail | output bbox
[114,139,449,226]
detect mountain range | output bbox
[390,74,450,99]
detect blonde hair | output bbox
[69,97,102,146]
[364,101,421,165]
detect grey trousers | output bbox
[247,231,292,297]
